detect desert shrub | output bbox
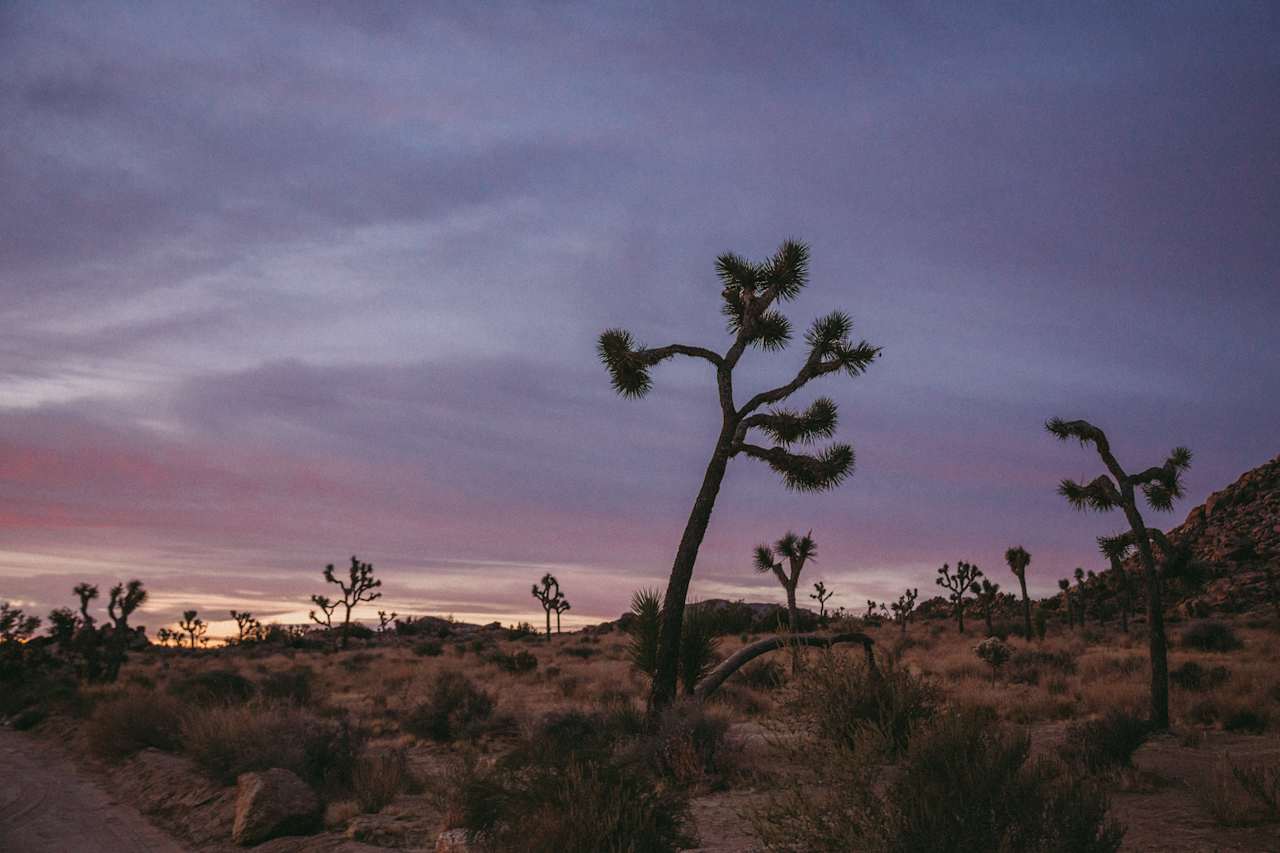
[560,645,597,659]
[974,637,1013,676]
[12,707,47,730]
[168,669,256,705]
[258,666,314,704]
[1169,661,1231,691]
[752,708,1123,852]
[796,653,939,756]
[413,639,444,657]
[1181,620,1243,652]
[182,703,361,791]
[640,702,729,786]
[87,690,184,760]
[737,659,785,690]
[1007,648,1078,685]
[1062,710,1149,773]
[1224,708,1267,734]
[487,649,538,673]
[353,748,409,813]
[403,671,495,742]
[1187,697,1221,726]
[341,652,377,672]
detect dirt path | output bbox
[0,727,187,853]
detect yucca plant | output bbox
[627,588,663,676]
[599,240,880,707]
[1047,417,1191,729]
[753,530,817,633]
[1004,545,1032,641]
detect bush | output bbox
[486,649,538,673]
[1062,710,1149,773]
[413,640,444,657]
[642,702,729,786]
[87,690,184,761]
[353,748,409,813]
[1006,648,1078,685]
[168,669,256,705]
[403,671,495,742]
[796,653,939,756]
[560,645,597,660]
[752,708,1123,852]
[736,659,785,690]
[258,666,314,704]
[1181,620,1243,652]
[182,704,361,792]
[1224,709,1267,734]
[1169,661,1231,691]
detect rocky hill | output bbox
[1160,454,1280,614]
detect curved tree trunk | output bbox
[694,632,877,701]
[651,429,734,709]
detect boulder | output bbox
[232,769,321,846]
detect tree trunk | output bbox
[651,430,734,709]
[955,601,965,634]
[694,632,877,701]
[1125,503,1169,730]
[1017,574,1032,640]
[785,586,799,634]
[341,604,352,650]
[544,608,551,639]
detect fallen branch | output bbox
[694,631,877,701]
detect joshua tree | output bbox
[1058,578,1075,629]
[754,531,817,633]
[103,579,146,681]
[936,561,982,634]
[531,573,562,639]
[178,610,206,650]
[975,579,1001,636]
[230,611,259,644]
[809,581,834,619]
[0,603,40,644]
[1047,417,1191,730]
[552,598,571,633]
[377,610,398,635]
[1072,567,1089,625]
[310,556,382,649]
[1004,546,1033,640]
[73,583,98,627]
[889,587,919,635]
[598,240,880,708]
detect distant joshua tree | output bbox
[1047,417,1191,730]
[310,556,383,649]
[74,583,98,627]
[810,581,834,619]
[753,531,817,633]
[975,579,1000,636]
[1058,578,1075,629]
[531,573,562,639]
[1073,567,1088,625]
[890,588,919,635]
[178,610,206,649]
[936,561,982,634]
[230,611,259,644]
[553,597,571,634]
[104,580,146,680]
[1004,546,1033,640]
[377,610,398,635]
[598,240,880,708]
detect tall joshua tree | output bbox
[1047,417,1191,730]
[936,561,982,634]
[599,240,880,707]
[1004,546,1033,640]
[753,530,817,633]
[810,581,834,619]
[310,556,382,650]
[531,573,561,639]
[890,587,919,635]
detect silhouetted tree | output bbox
[531,573,561,639]
[1005,545,1033,640]
[936,561,982,634]
[810,581,834,619]
[598,240,880,708]
[1058,578,1075,629]
[310,556,382,649]
[179,610,206,649]
[1047,417,1191,730]
[377,610,397,635]
[753,530,816,633]
[975,578,1000,636]
[890,587,919,635]
[73,583,98,627]
[553,597,571,633]
[230,611,259,644]
[103,580,146,681]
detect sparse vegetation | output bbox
[403,671,496,742]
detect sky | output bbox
[2,2,1278,637]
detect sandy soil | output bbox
[0,726,186,853]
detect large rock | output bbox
[233,769,321,846]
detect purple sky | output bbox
[3,3,1278,637]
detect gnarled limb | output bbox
[694,631,877,701]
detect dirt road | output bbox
[0,727,186,853]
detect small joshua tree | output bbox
[599,240,881,708]
[810,581,835,619]
[531,573,562,639]
[975,579,1001,636]
[936,561,982,634]
[104,579,146,680]
[754,530,817,633]
[890,587,919,635]
[310,555,383,649]
[230,611,259,644]
[1073,567,1089,625]
[553,597,571,633]
[179,610,206,650]
[1058,578,1075,629]
[1005,545,1033,640]
[1047,417,1191,730]
[73,583,98,627]
[377,610,398,636]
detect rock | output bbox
[232,769,321,846]
[436,828,472,852]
